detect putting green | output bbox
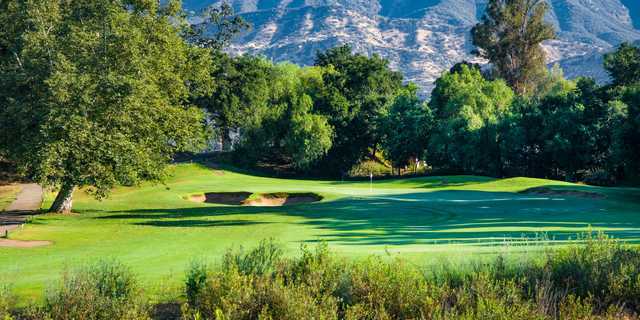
[2,163,640,299]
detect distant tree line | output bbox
[199,0,640,186]
[0,0,638,213]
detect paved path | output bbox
[0,183,43,235]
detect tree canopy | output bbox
[429,64,514,176]
[314,45,404,174]
[472,0,555,95]
[381,85,433,173]
[604,42,640,86]
[0,0,211,212]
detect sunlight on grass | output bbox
[2,163,639,300]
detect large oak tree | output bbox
[0,0,211,213]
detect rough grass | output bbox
[2,163,639,301]
[0,185,20,211]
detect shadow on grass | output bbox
[326,175,496,189]
[134,219,271,228]
[98,188,640,247]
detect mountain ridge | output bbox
[184,0,640,94]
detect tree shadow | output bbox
[134,219,271,228]
[99,187,640,247]
[326,175,495,188]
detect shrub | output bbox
[185,261,209,308]
[546,233,640,312]
[583,170,615,186]
[0,285,15,320]
[347,160,391,178]
[43,260,150,320]
[183,236,640,320]
[182,265,339,320]
[222,239,284,276]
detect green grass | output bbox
[0,184,20,211]
[2,163,640,300]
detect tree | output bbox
[472,0,555,95]
[314,45,404,174]
[429,64,514,176]
[613,84,640,179]
[236,63,334,171]
[283,95,334,170]
[382,85,432,174]
[604,43,640,86]
[187,2,250,51]
[0,0,211,213]
[198,54,273,150]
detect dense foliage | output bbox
[181,236,640,320]
[193,40,640,183]
[201,45,406,175]
[429,63,514,176]
[0,0,211,212]
[381,85,432,174]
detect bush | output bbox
[546,233,640,312]
[42,260,150,320]
[222,238,284,276]
[0,285,15,320]
[583,170,615,186]
[347,160,391,178]
[183,236,640,320]
[185,261,209,307]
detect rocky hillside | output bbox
[183,0,640,94]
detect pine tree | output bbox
[472,0,555,95]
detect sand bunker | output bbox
[0,239,52,248]
[520,187,605,199]
[190,192,252,205]
[244,193,322,207]
[190,192,322,206]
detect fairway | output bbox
[2,163,640,299]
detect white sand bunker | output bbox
[190,192,322,207]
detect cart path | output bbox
[0,183,43,235]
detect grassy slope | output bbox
[2,164,640,300]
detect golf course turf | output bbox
[2,163,640,300]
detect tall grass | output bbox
[183,235,640,320]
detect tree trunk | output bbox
[221,127,232,152]
[49,183,75,214]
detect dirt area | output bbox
[520,187,606,199]
[190,192,322,206]
[0,239,51,248]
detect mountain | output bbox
[183,0,640,95]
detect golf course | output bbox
[2,163,640,299]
